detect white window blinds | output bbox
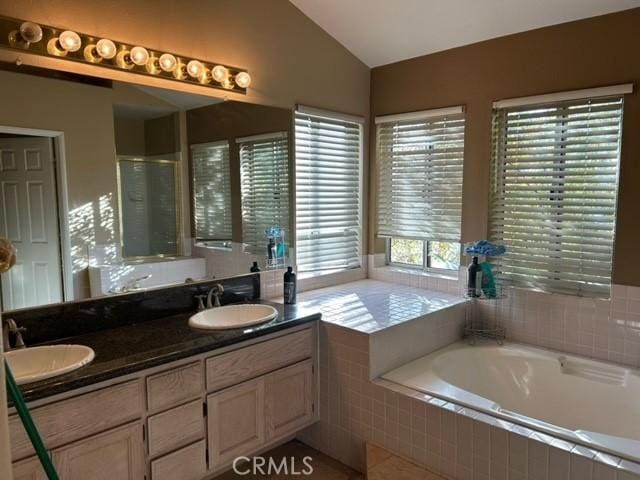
[376,109,465,242]
[295,109,363,273]
[191,142,232,241]
[490,96,624,297]
[239,132,290,251]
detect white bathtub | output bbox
[382,341,640,462]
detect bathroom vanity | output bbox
[10,322,318,480]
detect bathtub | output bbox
[381,341,640,462]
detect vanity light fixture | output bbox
[158,53,177,72]
[84,38,117,62]
[186,59,204,79]
[58,31,81,52]
[47,30,82,56]
[0,15,251,93]
[17,21,42,44]
[129,46,149,66]
[211,65,228,83]
[235,71,251,89]
[96,39,117,59]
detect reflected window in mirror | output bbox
[117,158,180,258]
[238,132,290,253]
[191,141,233,246]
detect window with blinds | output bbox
[191,141,232,241]
[490,96,624,297]
[239,132,290,251]
[295,109,363,273]
[376,109,465,242]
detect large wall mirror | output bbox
[0,66,293,311]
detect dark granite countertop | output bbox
[10,300,320,404]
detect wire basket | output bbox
[464,282,507,345]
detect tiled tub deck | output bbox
[294,281,640,480]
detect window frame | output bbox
[489,92,625,297]
[294,106,365,276]
[385,238,460,274]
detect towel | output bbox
[464,240,506,257]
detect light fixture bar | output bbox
[0,15,251,94]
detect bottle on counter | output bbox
[250,261,261,298]
[467,256,481,297]
[283,266,297,304]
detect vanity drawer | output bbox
[146,362,204,412]
[10,379,143,461]
[206,328,313,392]
[151,440,207,480]
[147,399,204,457]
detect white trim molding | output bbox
[375,105,464,124]
[493,83,634,109]
[235,131,288,144]
[296,105,365,124]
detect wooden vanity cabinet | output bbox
[265,359,314,440]
[12,456,46,480]
[207,359,315,471]
[9,324,318,480]
[52,422,144,480]
[12,422,145,480]
[151,440,207,480]
[207,376,266,467]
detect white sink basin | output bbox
[189,304,278,330]
[5,345,95,385]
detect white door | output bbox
[0,136,63,310]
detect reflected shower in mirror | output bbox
[0,64,293,310]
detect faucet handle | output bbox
[14,326,26,349]
[195,295,207,311]
[4,319,26,349]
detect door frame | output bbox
[0,125,74,302]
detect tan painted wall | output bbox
[370,8,640,286]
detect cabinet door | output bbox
[207,377,265,468]
[265,360,314,440]
[52,422,144,480]
[12,456,47,480]
[151,440,207,480]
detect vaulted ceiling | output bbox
[290,0,640,67]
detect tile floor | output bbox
[215,440,363,479]
[367,443,445,480]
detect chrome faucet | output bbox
[206,283,225,308]
[2,318,26,352]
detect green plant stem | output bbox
[4,360,60,480]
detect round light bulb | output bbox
[158,53,177,72]
[58,30,81,52]
[211,65,228,83]
[129,46,149,66]
[186,60,204,78]
[95,38,116,59]
[235,71,251,88]
[19,22,43,44]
